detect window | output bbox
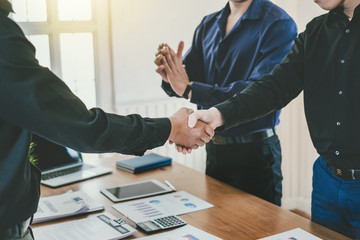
[11,0,113,110]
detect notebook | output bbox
[33,135,112,188]
[116,153,172,174]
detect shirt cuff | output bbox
[214,100,235,130]
[190,81,213,105]
[152,117,172,146]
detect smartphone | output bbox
[100,179,174,202]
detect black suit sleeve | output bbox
[215,32,305,130]
[0,16,170,156]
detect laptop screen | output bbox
[32,135,83,172]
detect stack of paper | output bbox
[33,212,137,240]
[32,190,104,224]
[116,153,172,173]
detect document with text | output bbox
[113,191,213,223]
[259,228,322,240]
[32,190,104,224]
[33,212,137,240]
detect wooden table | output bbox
[34,155,349,240]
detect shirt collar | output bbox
[0,0,14,16]
[216,0,263,29]
[242,0,263,20]
[330,3,360,19]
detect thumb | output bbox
[177,41,184,58]
[188,112,201,128]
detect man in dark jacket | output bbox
[0,1,213,239]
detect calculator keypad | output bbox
[153,215,186,229]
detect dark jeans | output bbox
[206,134,282,206]
[312,157,360,239]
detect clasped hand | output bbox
[168,107,214,154]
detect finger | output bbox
[154,55,162,66]
[169,140,173,145]
[200,134,211,143]
[187,108,194,114]
[155,66,168,82]
[204,124,215,138]
[187,148,192,154]
[191,145,199,150]
[176,145,183,153]
[195,139,205,147]
[155,50,161,57]
[167,46,179,66]
[182,148,187,154]
[158,43,165,51]
[177,41,184,59]
[161,55,173,74]
[163,47,177,71]
[188,111,201,128]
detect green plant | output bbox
[29,142,38,165]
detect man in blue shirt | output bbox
[155,0,297,206]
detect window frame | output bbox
[12,0,114,111]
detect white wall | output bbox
[109,0,327,214]
[110,0,227,104]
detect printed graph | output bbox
[130,202,163,219]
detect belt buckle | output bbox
[334,167,359,180]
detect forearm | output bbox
[1,68,171,156]
[190,81,250,108]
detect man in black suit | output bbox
[0,1,213,239]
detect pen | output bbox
[165,180,176,191]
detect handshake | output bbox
[155,41,225,153]
[167,106,224,154]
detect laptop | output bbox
[33,135,112,188]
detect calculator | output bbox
[136,215,187,233]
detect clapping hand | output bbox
[154,42,190,98]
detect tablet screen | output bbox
[103,180,172,201]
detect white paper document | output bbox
[259,228,322,240]
[113,191,213,223]
[136,225,222,240]
[33,212,137,240]
[33,190,104,224]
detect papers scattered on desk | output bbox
[136,225,223,240]
[33,212,137,240]
[113,191,213,223]
[259,228,322,240]
[32,190,104,224]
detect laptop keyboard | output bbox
[41,164,94,180]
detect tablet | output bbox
[100,179,174,202]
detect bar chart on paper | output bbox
[112,191,213,223]
[130,201,164,219]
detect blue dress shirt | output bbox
[162,0,297,137]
